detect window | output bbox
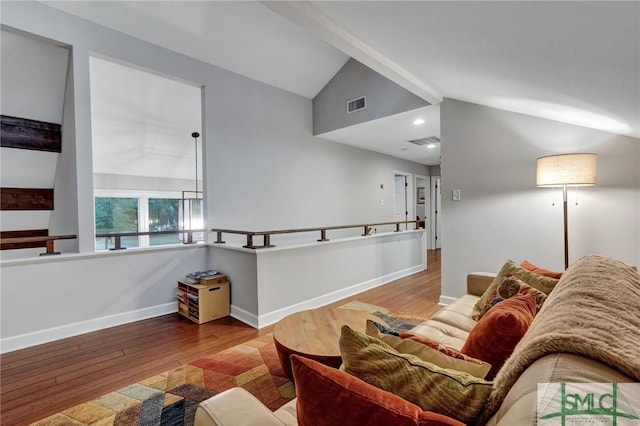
[94,192,199,251]
[95,197,139,250]
[149,198,180,246]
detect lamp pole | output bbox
[192,132,199,196]
[562,184,569,270]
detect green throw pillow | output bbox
[476,276,548,319]
[472,260,558,320]
[365,320,491,378]
[339,325,493,424]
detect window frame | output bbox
[93,189,186,251]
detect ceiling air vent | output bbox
[347,96,367,114]
[408,136,440,146]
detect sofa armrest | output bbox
[195,387,287,426]
[467,272,496,296]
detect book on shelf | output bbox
[181,270,228,286]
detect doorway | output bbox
[430,176,442,249]
[394,172,414,230]
[415,174,429,239]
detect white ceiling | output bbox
[90,56,202,180]
[320,105,441,165]
[43,1,639,168]
[45,1,349,99]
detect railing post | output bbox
[362,226,371,236]
[244,234,254,249]
[214,231,226,244]
[110,236,123,251]
[39,239,61,256]
[264,234,271,247]
[395,223,401,232]
[317,229,329,242]
[185,230,194,244]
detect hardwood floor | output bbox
[1,250,441,425]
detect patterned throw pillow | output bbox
[477,275,547,319]
[461,293,537,380]
[365,320,491,378]
[340,325,493,424]
[472,260,559,320]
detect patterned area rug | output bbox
[32,302,424,425]
[31,334,294,426]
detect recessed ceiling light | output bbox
[413,118,425,126]
[426,143,437,149]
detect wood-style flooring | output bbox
[1,250,442,425]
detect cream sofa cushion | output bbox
[485,353,637,425]
[409,319,469,351]
[428,294,479,332]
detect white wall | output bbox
[0,2,428,350]
[205,65,428,231]
[0,29,69,235]
[1,245,208,352]
[208,230,426,329]
[440,99,640,299]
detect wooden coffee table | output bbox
[273,307,378,380]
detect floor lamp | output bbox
[536,153,597,269]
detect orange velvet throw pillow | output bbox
[461,293,537,380]
[291,355,464,426]
[520,260,563,279]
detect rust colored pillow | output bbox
[461,293,537,380]
[520,260,563,279]
[291,355,464,426]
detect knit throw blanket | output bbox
[480,255,640,423]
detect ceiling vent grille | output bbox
[408,136,440,146]
[347,96,366,114]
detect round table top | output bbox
[273,307,377,358]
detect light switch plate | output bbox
[453,189,461,201]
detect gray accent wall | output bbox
[313,58,430,135]
[440,99,640,299]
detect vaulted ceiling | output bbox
[44,1,640,166]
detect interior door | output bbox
[432,177,442,249]
[394,175,408,229]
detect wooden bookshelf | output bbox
[177,276,230,324]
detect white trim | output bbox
[256,264,425,328]
[1,242,206,267]
[438,295,457,306]
[229,305,259,329]
[0,302,177,354]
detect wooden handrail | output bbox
[96,229,205,250]
[0,234,77,256]
[211,221,424,249]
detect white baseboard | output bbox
[230,305,258,328]
[0,302,177,354]
[438,295,458,306]
[257,264,425,328]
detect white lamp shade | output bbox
[536,153,597,187]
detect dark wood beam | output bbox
[0,115,62,153]
[0,229,48,250]
[1,187,54,210]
